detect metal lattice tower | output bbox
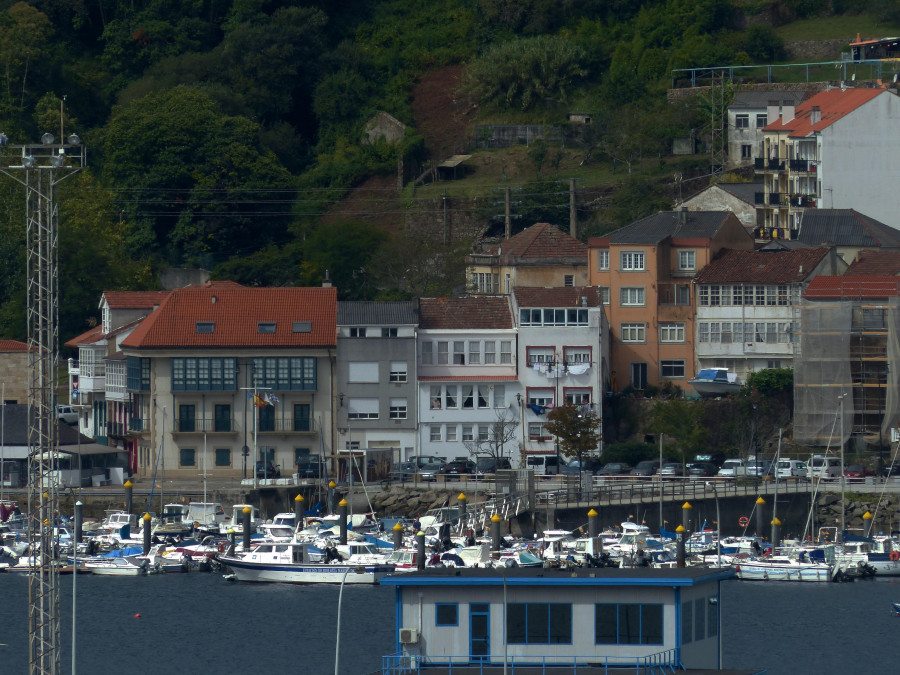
[0,132,85,675]
[709,69,726,177]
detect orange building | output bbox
[588,210,753,392]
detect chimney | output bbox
[810,106,821,125]
[781,102,795,123]
[797,265,804,277]
[767,101,780,125]
[322,269,332,288]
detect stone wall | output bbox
[0,351,28,403]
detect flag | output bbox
[265,393,280,405]
[253,394,268,407]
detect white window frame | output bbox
[528,388,555,407]
[389,398,407,420]
[659,322,685,343]
[529,423,549,441]
[348,362,379,383]
[621,323,646,343]
[484,341,496,364]
[453,341,465,365]
[620,251,645,271]
[500,341,512,364]
[600,287,610,305]
[347,398,378,420]
[598,249,610,271]
[678,250,696,271]
[735,113,749,129]
[527,347,554,367]
[462,425,474,442]
[445,425,458,442]
[660,360,686,379]
[389,361,407,383]
[565,389,592,405]
[430,386,442,409]
[564,347,591,365]
[421,342,433,365]
[430,425,442,442]
[620,287,645,306]
[493,385,506,408]
[468,341,481,364]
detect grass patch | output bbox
[775,14,900,42]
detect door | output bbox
[214,404,231,432]
[293,403,311,431]
[258,405,275,432]
[179,404,195,432]
[469,603,490,662]
[630,362,648,390]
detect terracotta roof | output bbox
[101,290,171,309]
[418,375,519,382]
[846,250,900,276]
[513,286,602,307]
[764,88,886,138]
[486,223,587,261]
[0,339,28,352]
[804,275,900,299]
[694,248,830,284]
[121,284,337,349]
[64,325,104,348]
[419,297,513,330]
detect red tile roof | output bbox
[486,223,587,261]
[846,250,900,276]
[513,286,602,307]
[804,275,900,299]
[121,284,337,349]
[419,297,513,330]
[694,248,830,284]
[101,290,171,309]
[765,88,886,138]
[64,324,104,348]
[0,339,28,352]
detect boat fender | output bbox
[890,550,899,562]
[217,541,226,554]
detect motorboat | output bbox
[219,541,393,584]
[689,368,742,397]
[220,504,262,535]
[258,512,299,541]
[83,556,148,576]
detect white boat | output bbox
[689,368,742,397]
[257,512,299,541]
[220,503,262,535]
[219,541,393,584]
[734,546,849,582]
[83,556,148,576]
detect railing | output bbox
[768,192,784,205]
[754,192,765,205]
[789,158,813,172]
[128,417,149,433]
[175,417,236,433]
[258,417,317,433]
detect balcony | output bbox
[107,421,127,438]
[128,418,149,434]
[789,194,816,208]
[175,417,237,433]
[754,227,789,240]
[768,192,785,206]
[754,157,784,172]
[258,417,317,433]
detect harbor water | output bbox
[1,573,899,674]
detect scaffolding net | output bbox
[883,297,900,439]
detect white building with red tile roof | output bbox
[119,282,338,480]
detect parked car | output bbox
[630,460,661,477]
[693,452,726,468]
[255,461,280,479]
[882,463,900,477]
[408,455,446,469]
[595,462,631,476]
[525,455,561,475]
[475,456,512,475]
[394,461,419,481]
[296,456,323,479]
[418,462,444,482]
[810,455,841,479]
[776,459,807,480]
[746,459,774,477]
[56,404,78,425]
[659,462,684,479]
[717,458,745,478]
[844,465,875,479]
[688,462,717,478]
[443,459,476,479]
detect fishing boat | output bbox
[219,541,393,584]
[689,368,742,397]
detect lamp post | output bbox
[706,482,721,568]
[335,566,365,675]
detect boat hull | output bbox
[735,561,833,582]
[220,557,392,584]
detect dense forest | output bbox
[0,0,894,342]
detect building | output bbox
[681,182,761,230]
[589,210,754,393]
[795,209,900,263]
[794,276,900,449]
[417,297,519,463]
[379,567,759,674]
[756,87,900,238]
[727,89,806,170]
[693,247,846,382]
[466,223,588,295]
[119,282,337,479]
[336,301,419,478]
[512,287,606,458]
[0,340,29,404]
[845,250,900,276]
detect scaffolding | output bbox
[0,133,86,675]
[794,287,899,448]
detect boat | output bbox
[82,556,148,576]
[689,368,742,397]
[219,541,393,584]
[892,601,900,617]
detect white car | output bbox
[56,405,78,425]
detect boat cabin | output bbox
[380,567,758,674]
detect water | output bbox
[1,573,899,674]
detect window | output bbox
[565,389,591,405]
[595,604,663,645]
[436,604,458,626]
[215,448,231,467]
[453,342,465,365]
[500,341,512,364]
[741,144,752,159]
[620,251,645,271]
[292,321,311,333]
[756,113,767,128]
[445,425,457,442]
[507,603,572,644]
[348,362,379,383]
[293,404,311,431]
[389,362,407,383]
[620,287,645,306]
[347,398,378,420]
[529,423,548,440]
[180,448,196,467]
[258,405,274,432]
[527,347,554,366]
[430,386,442,409]
[735,113,749,129]
[470,272,499,293]
[258,322,276,333]
[349,327,366,337]
[528,388,554,407]
[430,425,441,442]
[597,249,609,271]
[421,342,433,365]
[127,357,151,391]
[621,323,646,343]
[462,425,474,442]
[195,321,214,333]
[445,385,458,409]
[484,341,496,364]
[600,287,610,305]
[390,398,407,420]
[382,327,398,338]
[250,357,316,391]
[477,386,490,408]
[631,363,648,390]
[468,341,481,364]
[678,250,696,271]
[462,386,474,409]
[437,342,449,365]
[478,425,489,441]
[172,358,238,392]
[659,322,685,343]
[661,360,686,378]
[564,275,574,287]
[564,347,591,365]
[493,385,506,408]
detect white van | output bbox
[776,459,807,479]
[809,455,841,479]
[717,458,745,478]
[526,455,561,475]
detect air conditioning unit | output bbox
[399,628,418,644]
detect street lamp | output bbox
[335,566,366,675]
[706,482,721,568]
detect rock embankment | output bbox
[815,491,898,535]
[371,486,490,520]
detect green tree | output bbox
[0,3,53,122]
[545,405,602,467]
[297,220,387,300]
[650,399,708,470]
[744,368,793,396]
[744,25,785,63]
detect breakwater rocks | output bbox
[371,486,488,520]
[816,492,898,534]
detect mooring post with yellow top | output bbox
[458,492,467,525]
[676,525,686,567]
[491,513,502,554]
[328,480,337,514]
[588,508,598,538]
[74,500,83,544]
[682,501,692,535]
[416,530,426,570]
[755,496,766,537]
[142,513,152,555]
[339,498,348,545]
[242,506,252,550]
[863,510,873,538]
[294,492,305,523]
[124,480,133,515]
[771,516,781,549]
[392,521,404,549]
